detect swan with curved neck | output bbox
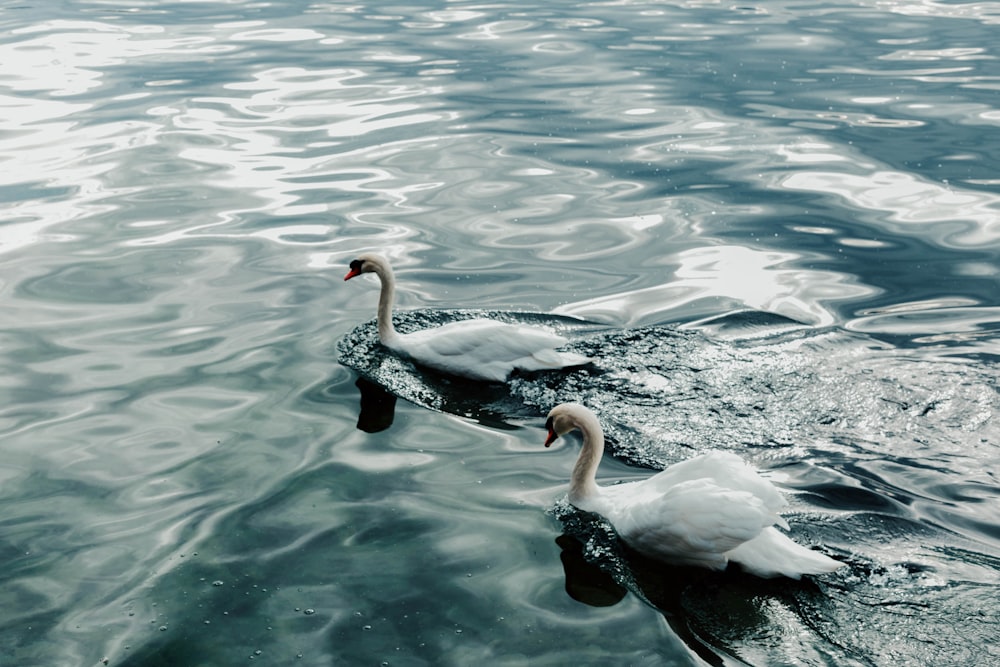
[344,253,590,382]
[544,403,844,579]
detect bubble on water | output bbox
[303,608,315,615]
[341,309,1000,469]
[212,580,224,587]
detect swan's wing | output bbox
[402,319,514,357]
[727,526,844,579]
[706,451,791,529]
[423,319,567,355]
[606,478,776,566]
[398,319,583,380]
[647,451,790,528]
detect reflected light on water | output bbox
[118,63,458,247]
[877,0,1000,24]
[846,298,1000,353]
[781,170,1000,247]
[4,20,230,96]
[1,17,463,259]
[557,244,874,327]
[3,3,1000,665]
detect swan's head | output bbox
[544,402,591,447]
[344,253,389,281]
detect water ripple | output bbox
[3,2,1000,665]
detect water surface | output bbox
[1,1,998,665]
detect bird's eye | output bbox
[349,259,364,271]
[544,416,554,431]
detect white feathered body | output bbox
[575,451,842,579]
[387,318,590,382]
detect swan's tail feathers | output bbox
[728,527,844,579]
[559,351,593,368]
[530,349,592,370]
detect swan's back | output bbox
[592,477,778,570]
[391,317,589,381]
[643,451,789,526]
[581,450,842,578]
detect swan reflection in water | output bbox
[554,522,838,667]
[353,377,397,433]
[347,371,526,432]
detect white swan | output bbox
[544,403,844,579]
[344,253,591,382]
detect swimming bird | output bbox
[543,403,844,579]
[344,253,591,382]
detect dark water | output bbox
[1,1,998,665]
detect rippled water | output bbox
[2,1,998,665]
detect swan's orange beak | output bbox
[344,268,362,281]
[544,427,558,448]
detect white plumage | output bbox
[344,253,590,382]
[544,403,844,579]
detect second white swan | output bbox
[344,253,591,382]
[544,403,844,579]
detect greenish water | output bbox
[1,1,998,665]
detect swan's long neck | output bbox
[372,263,399,344]
[568,410,604,506]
